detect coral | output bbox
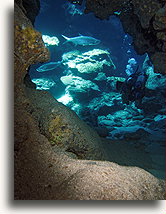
[14,2,49,106]
[60,75,100,98]
[42,34,60,46]
[57,93,73,105]
[94,72,107,81]
[82,49,110,56]
[31,78,56,90]
[14,25,49,65]
[62,49,116,73]
[60,75,75,85]
[48,115,69,147]
[107,76,125,82]
[62,50,81,61]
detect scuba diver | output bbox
[121,66,147,105]
[117,58,148,106]
[121,66,148,106]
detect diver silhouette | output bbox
[120,66,148,106]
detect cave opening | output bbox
[29,0,146,122]
[27,0,165,179]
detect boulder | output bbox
[110,126,151,140]
[60,75,100,92]
[62,49,116,75]
[88,92,124,115]
[60,75,100,102]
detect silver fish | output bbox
[62,34,100,46]
[36,61,62,72]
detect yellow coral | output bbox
[48,115,70,146]
[14,24,50,64]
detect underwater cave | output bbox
[14,0,165,200]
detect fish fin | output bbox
[62,35,70,40]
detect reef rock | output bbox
[15,0,40,25]
[62,49,115,74]
[60,75,100,102]
[32,77,56,90]
[107,76,125,91]
[110,126,151,140]
[25,88,108,160]
[42,34,60,46]
[88,92,124,117]
[144,62,165,90]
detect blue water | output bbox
[34,0,145,74]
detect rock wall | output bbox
[15,0,40,25]
[85,0,165,74]
[14,1,165,200]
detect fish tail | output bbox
[62,35,70,40]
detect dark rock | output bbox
[110,126,151,140]
[22,0,40,25]
[149,52,166,75]
[94,127,109,137]
[141,97,163,115]
[24,73,36,89]
[124,128,151,140]
[142,118,154,123]
[85,0,166,74]
[153,6,165,30]
[133,115,144,120]
[98,103,124,116]
[127,120,147,127]
[148,119,165,130]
